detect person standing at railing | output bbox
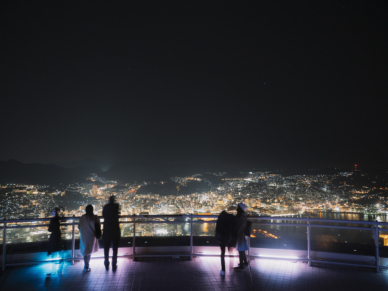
[47,207,63,276]
[78,204,100,272]
[216,210,236,276]
[233,203,249,271]
[103,195,121,271]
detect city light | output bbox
[156,229,168,235]
[2,169,388,245]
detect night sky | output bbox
[1,1,387,169]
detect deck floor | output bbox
[1,255,388,290]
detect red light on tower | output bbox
[355,164,358,171]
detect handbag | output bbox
[94,215,102,239]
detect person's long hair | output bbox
[85,204,94,220]
[236,205,243,217]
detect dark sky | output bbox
[1,1,387,169]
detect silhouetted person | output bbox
[79,204,100,271]
[216,210,236,275]
[103,195,121,271]
[233,203,249,270]
[47,207,63,276]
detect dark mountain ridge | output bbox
[0,159,102,186]
[103,161,245,183]
[49,158,112,171]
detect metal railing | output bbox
[1,215,387,272]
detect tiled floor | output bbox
[1,256,388,290]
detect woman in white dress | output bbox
[78,204,100,271]
[234,203,249,270]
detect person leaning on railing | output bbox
[47,207,63,276]
[216,210,236,276]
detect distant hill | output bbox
[103,161,255,183]
[104,162,236,183]
[276,167,353,177]
[49,158,112,171]
[0,160,102,186]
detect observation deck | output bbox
[1,215,388,290]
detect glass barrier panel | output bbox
[134,222,190,247]
[311,220,377,229]
[310,226,375,256]
[0,224,3,256]
[73,225,82,260]
[6,220,51,228]
[61,221,76,241]
[118,222,134,249]
[134,216,188,222]
[250,218,307,226]
[193,221,216,237]
[3,219,79,243]
[119,220,134,238]
[378,229,388,258]
[6,224,50,244]
[3,219,78,264]
[193,221,217,247]
[250,223,307,250]
[119,217,133,223]
[193,217,217,222]
[134,222,190,237]
[378,224,388,231]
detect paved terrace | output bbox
[1,256,388,291]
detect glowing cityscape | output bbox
[2,169,388,245]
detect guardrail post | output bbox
[71,217,75,265]
[307,217,311,266]
[248,226,251,259]
[2,221,6,271]
[248,236,251,262]
[133,218,136,261]
[190,215,193,260]
[375,221,380,273]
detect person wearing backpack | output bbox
[215,210,236,275]
[233,203,249,270]
[79,204,100,271]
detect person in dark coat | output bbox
[233,203,249,270]
[103,195,121,271]
[47,207,63,276]
[216,210,236,275]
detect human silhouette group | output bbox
[215,202,250,275]
[47,195,120,275]
[48,197,249,276]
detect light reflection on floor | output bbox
[2,256,388,290]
